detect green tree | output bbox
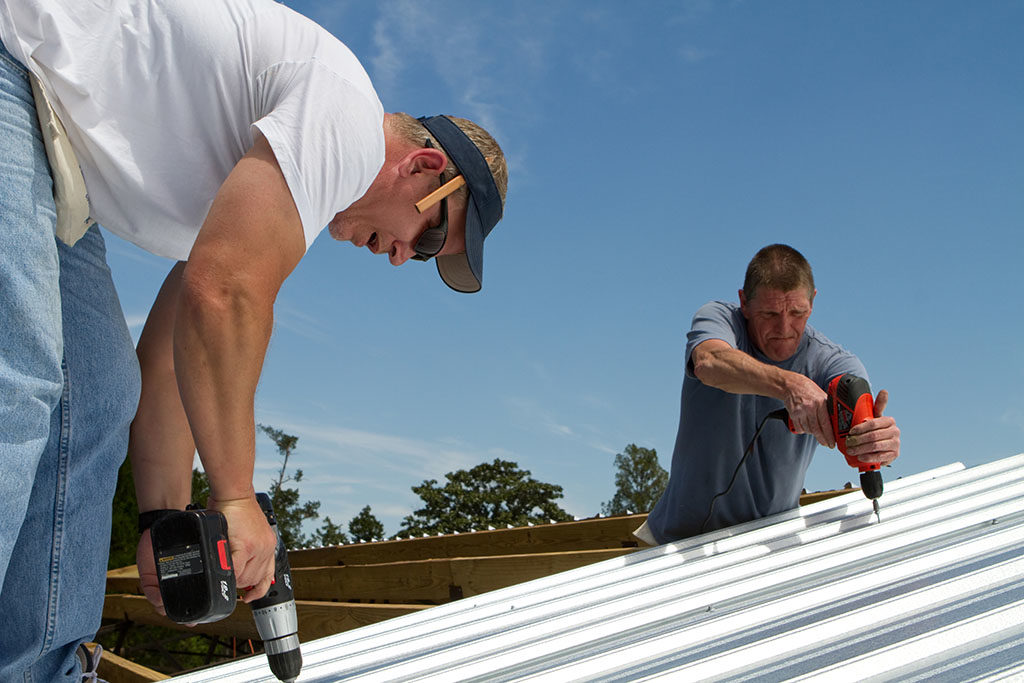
[399,459,572,537]
[601,444,669,516]
[348,505,385,542]
[310,515,348,546]
[191,466,211,507]
[259,424,320,549]
[109,457,140,569]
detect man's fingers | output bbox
[241,576,274,604]
[816,402,835,448]
[874,389,889,417]
[233,546,276,602]
[846,421,900,466]
[140,584,166,616]
[849,415,896,437]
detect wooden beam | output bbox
[108,498,847,594]
[107,547,636,603]
[292,547,636,603]
[89,644,170,682]
[799,488,856,505]
[102,594,428,641]
[289,514,648,567]
[107,569,141,595]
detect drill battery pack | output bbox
[151,508,237,624]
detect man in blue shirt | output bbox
[640,244,901,543]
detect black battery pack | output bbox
[151,508,237,624]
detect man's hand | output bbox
[782,374,835,448]
[208,494,278,603]
[691,339,834,447]
[137,529,164,616]
[844,389,901,466]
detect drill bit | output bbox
[872,499,881,523]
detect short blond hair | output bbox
[389,112,508,209]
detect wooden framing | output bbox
[102,499,851,674]
[288,513,648,568]
[102,594,428,641]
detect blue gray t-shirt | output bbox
[645,301,866,543]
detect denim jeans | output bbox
[0,39,141,681]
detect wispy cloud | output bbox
[123,312,148,344]
[255,413,480,482]
[679,45,714,64]
[104,237,174,270]
[367,3,550,146]
[369,9,408,95]
[502,395,626,457]
[272,305,332,345]
[1001,407,1024,433]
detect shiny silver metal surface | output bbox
[253,600,299,640]
[169,454,1024,682]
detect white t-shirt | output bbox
[0,0,384,260]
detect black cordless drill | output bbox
[151,492,303,682]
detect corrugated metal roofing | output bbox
[170,453,1024,682]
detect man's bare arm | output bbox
[173,131,305,600]
[130,262,195,614]
[131,262,193,514]
[690,339,834,447]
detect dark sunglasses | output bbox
[411,139,462,261]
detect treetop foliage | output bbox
[398,458,572,537]
[601,443,669,516]
[348,505,385,543]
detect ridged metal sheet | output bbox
[170,453,1024,682]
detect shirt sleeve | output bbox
[684,300,742,377]
[817,348,869,388]
[804,327,870,389]
[252,61,384,252]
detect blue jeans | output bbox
[0,40,141,681]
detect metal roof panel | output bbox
[169,454,1024,682]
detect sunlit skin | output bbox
[739,287,815,362]
[327,118,468,266]
[328,197,466,265]
[734,285,899,462]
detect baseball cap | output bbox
[418,115,503,293]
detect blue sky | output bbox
[105,1,1024,539]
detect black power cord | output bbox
[698,410,788,535]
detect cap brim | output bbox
[435,197,484,293]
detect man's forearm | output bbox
[130,370,195,511]
[173,266,272,502]
[168,132,303,503]
[131,262,195,512]
[691,339,833,445]
[691,340,795,399]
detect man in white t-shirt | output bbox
[0,1,508,678]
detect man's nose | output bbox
[389,241,414,266]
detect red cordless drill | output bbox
[771,373,883,521]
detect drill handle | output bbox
[252,493,295,608]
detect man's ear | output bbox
[738,288,749,317]
[398,146,447,178]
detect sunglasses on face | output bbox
[411,139,465,261]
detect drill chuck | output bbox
[860,470,883,500]
[253,601,300,682]
[253,493,302,682]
